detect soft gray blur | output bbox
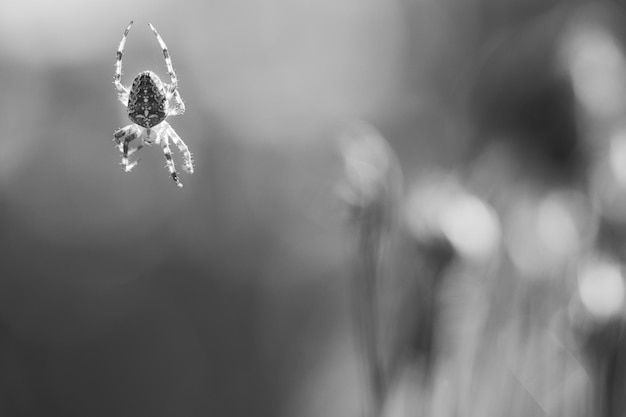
[2,0,626,416]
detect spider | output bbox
[113,21,193,188]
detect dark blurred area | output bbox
[3,0,626,416]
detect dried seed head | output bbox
[338,121,401,214]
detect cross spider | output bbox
[113,21,193,188]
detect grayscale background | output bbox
[1,1,626,416]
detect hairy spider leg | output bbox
[122,131,141,172]
[113,125,129,145]
[167,90,186,117]
[114,21,134,105]
[149,23,178,97]
[113,124,140,148]
[165,123,194,173]
[114,125,142,171]
[160,135,182,187]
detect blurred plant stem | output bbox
[339,122,401,417]
[353,199,390,417]
[577,314,626,417]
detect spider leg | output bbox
[160,131,183,188]
[117,90,130,106]
[149,23,178,96]
[113,125,131,145]
[164,122,194,174]
[114,124,142,172]
[122,133,141,172]
[114,21,134,105]
[167,90,186,117]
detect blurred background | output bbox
[2,0,626,416]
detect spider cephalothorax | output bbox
[113,21,193,188]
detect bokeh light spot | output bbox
[440,194,500,262]
[578,257,625,320]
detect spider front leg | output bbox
[160,132,183,188]
[167,90,186,116]
[114,21,133,105]
[116,88,130,106]
[114,125,142,172]
[165,123,194,174]
[149,23,179,96]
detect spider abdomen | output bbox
[127,71,167,128]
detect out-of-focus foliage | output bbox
[2,1,626,417]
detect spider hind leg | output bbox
[160,133,183,187]
[165,124,194,174]
[114,125,143,172]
